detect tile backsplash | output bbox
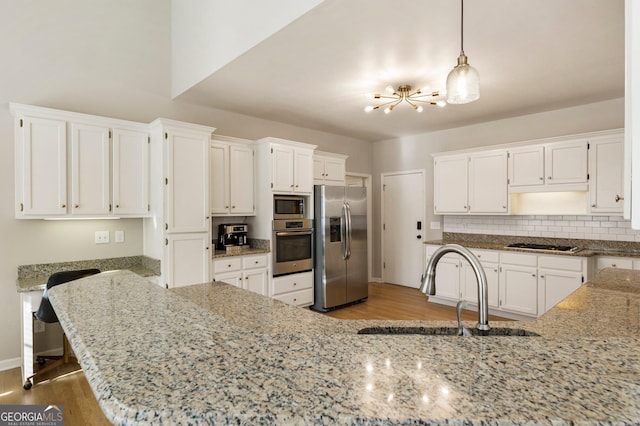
[443,215,640,242]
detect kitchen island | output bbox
[48,269,640,424]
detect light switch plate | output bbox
[95,231,109,244]
[430,221,441,230]
[115,230,125,243]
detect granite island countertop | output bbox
[48,269,640,425]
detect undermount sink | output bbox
[357,326,540,337]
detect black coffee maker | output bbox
[217,224,248,250]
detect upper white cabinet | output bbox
[434,150,508,215]
[14,115,68,217]
[589,133,624,214]
[314,151,347,186]
[12,103,150,219]
[255,138,317,195]
[112,128,149,216]
[210,136,255,216]
[508,139,588,192]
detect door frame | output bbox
[345,172,373,282]
[380,169,426,286]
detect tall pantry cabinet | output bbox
[145,119,215,288]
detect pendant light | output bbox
[446,0,480,104]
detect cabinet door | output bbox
[166,130,210,232]
[433,155,468,214]
[468,151,508,213]
[293,149,314,193]
[271,145,294,192]
[462,262,500,309]
[508,146,544,187]
[244,269,268,295]
[499,265,538,316]
[432,255,461,300]
[589,136,624,214]
[210,143,230,214]
[112,128,149,216]
[18,116,67,216]
[539,269,582,312]
[215,270,242,287]
[70,123,110,215]
[313,157,325,183]
[545,139,588,184]
[165,233,210,288]
[595,256,633,272]
[323,157,346,185]
[229,144,255,214]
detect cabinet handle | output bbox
[293,282,297,286]
[228,264,232,268]
[293,298,297,302]
[116,204,119,208]
[225,206,229,209]
[540,275,545,279]
[232,206,236,209]
[75,204,79,208]
[499,300,502,306]
[493,269,498,273]
[547,176,552,180]
[539,177,543,181]
[615,194,624,202]
[290,185,294,188]
[592,204,597,208]
[255,261,259,264]
[206,247,209,250]
[503,205,507,209]
[612,264,617,267]
[61,204,66,208]
[295,185,299,188]
[532,274,536,277]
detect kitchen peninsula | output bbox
[49,269,640,424]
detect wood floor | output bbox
[0,282,509,425]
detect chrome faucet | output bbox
[420,244,490,333]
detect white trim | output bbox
[345,172,373,282]
[626,0,640,227]
[0,357,22,372]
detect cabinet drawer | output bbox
[272,271,313,296]
[500,252,537,267]
[538,255,584,272]
[272,288,314,307]
[242,254,268,270]
[213,257,242,273]
[470,249,499,263]
[596,256,634,271]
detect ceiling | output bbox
[176,0,625,142]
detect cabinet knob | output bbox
[293,282,297,286]
[615,194,624,202]
[539,177,543,181]
[540,275,545,279]
[61,204,66,208]
[225,206,229,209]
[75,204,79,208]
[547,176,552,180]
[612,264,617,267]
[232,206,236,209]
[228,264,232,268]
[295,185,299,188]
[503,205,507,209]
[206,247,209,250]
[290,185,294,188]
[532,274,536,277]
[592,204,597,208]
[116,204,120,208]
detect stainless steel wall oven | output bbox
[272,219,313,276]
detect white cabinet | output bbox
[268,142,314,194]
[545,139,589,185]
[508,145,544,187]
[499,252,539,316]
[148,119,215,289]
[213,253,269,295]
[272,271,314,307]
[433,155,468,214]
[461,249,500,309]
[12,104,150,219]
[15,115,68,217]
[210,137,255,216]
[434,150,507,214]
[314,151,347,186]
[166,233,211,288]
[538,255,584,312]
[508,139,588,192]
[112,128,149,216]
[595,256,635,271]
[70,123,110,215]
[589,134,625,214]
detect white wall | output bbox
[171,0,324,97]
[0,0,371,367]
[371,98,625,278]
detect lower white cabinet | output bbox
[213,253,269,296]
[272,271,314,307]
[595,256,635,271]
[166,233,211,288]
[425,244,588,319]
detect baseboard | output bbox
[370,276,383,283]
[36,347,63,357]
[0,357,21,372]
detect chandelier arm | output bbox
[461,0,464,52]
[371,98,401,109]
[409,93,440,100]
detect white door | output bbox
[382,171,425,287]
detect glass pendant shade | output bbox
[446,51,480,104]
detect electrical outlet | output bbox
[95,231,109,244]
[430,221,441,230]
[34,319,45,333]
[115,230,125,243]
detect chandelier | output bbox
[446,0,480,104]
[364,85,446,114]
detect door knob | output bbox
[416,235,422,239]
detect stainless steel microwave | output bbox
[273,195,305,219]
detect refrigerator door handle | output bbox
[345,201,352,260]
[341,203,348,260]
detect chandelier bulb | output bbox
[364,105,374,113]
[416,105,424,113]
[385,85,395,94]
[384,106,392,114]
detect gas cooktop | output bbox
[505,243,580,252]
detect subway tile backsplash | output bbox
[443,215,640,242]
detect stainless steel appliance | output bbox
[273,195,305,219]
[217,224,248,250]
[505,243,580,252]
[272,219,313,276]
[312,185,368,311]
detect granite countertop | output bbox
[47,268,640,424]
[213,247,270,258]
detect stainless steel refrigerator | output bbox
[312,185,368,311]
